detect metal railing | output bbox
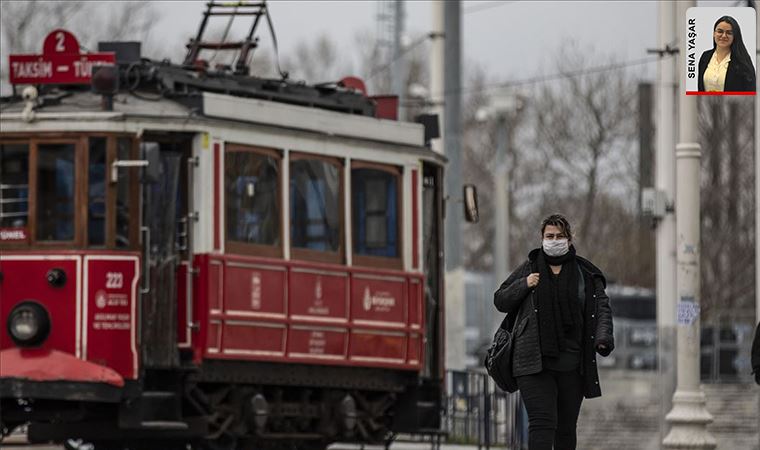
[443,370,526,450]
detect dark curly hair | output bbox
[540,213,573,241]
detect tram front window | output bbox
[225,148,280,247]
[88,138,107,246]
[290,158,341,253]
[37,143,75,241]
[0,144,29,230]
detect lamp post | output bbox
[662,2,716,448]
[654,0,678,443]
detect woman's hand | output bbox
[596,343,612,357]
[526,273,540,288]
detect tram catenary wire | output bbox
[370,27,663,98]
[402,55,663,105]
[464,1,520,15]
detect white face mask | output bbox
[543,238,570,257]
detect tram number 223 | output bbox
[106,272,124,289]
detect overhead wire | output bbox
[463,1,519,15]
[400,55,664,105]
[366,33,430,81]
[461,55,661,95]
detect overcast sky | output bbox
[0,1,743,96]
[151,1,661,85]
[140,1,733,89]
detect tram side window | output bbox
[0,144,29,231]
[290,158,341,253]
[352,167,399,258]
[37,143,75,241]
[225,149,280,247]
[88,138,107,246]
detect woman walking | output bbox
[494,214,614,450]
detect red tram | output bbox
[0,5,473,449]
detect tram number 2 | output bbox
[106,272,124,289]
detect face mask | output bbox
[543,239,569,257]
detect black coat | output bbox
[697,49,756,92]
[493,249,614,398]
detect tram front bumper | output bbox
[0,347,124,402]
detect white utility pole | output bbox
[655,0,678,443]
[392,0,406,121]
[493,119,509,335]
[432,0,466,371]
[429,1,444,156]
[663,2,716,448]
[486,93,523,335]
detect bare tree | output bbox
[461,66,499,271]
[698,96,755,321]
[526,45,644,285]
[1,1,85,53]
[278,33,351,83]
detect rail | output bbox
[443,370,525,450]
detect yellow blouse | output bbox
[703,51,731,92]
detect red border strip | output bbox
[685,91,756,96]
[213,143,221,251]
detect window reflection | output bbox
[88,138,107,246]
[37,143,75,241]
[0,144,29,229]
[290,158,340,252]
[115,138,132,248]
[225,150,280,246]
[352,167,398,257]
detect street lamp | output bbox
[477,93,525,335]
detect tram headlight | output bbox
[7,302,50,347]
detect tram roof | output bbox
[0,89,445,164]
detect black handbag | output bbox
[484,313,518,393]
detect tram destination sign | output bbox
[8,29,115,85]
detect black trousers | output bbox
[516,369,585,450]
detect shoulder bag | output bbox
[484,310,519,393]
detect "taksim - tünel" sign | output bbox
[8,29,115,85]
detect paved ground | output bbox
[2,434,484,450]
[2,444,483,450]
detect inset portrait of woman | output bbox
[698,15,756,92]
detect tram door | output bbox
[422,163,444,380]
[139,134,193,368]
